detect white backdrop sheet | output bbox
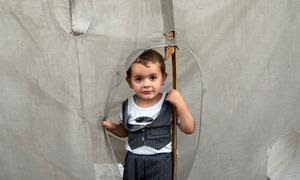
[0,0,300,180]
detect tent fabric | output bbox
[70,0,95,34]
[0,0,300,180]
[267,132,300,180]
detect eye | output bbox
[134,76,143,83]
[149,75,157,81]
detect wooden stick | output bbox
[170,31,177,180]
[164,31,177,180]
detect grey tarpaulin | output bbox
[0,0,300,180]
[267,132,300,180]
[70,0,95,35]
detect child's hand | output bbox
[102,119,115,130]
[101,119,128,137]
[166,89,195,134]
[166,89,185,108]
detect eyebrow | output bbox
[133,74,143,77]
[149,73,158,76]
[133,73,158,77]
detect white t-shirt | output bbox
[123,92,172,155]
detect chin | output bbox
[138,92,160,101]
[140,95,156,100]
[142,96,155,100]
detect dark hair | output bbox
[126,49,166,77]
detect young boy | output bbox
[102,49,195,180]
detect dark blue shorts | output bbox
[123,151,172,180]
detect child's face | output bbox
[127,62,166,104]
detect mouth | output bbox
[142,91,152,95]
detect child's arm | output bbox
[102,120,128,138]
[166,89,195,134]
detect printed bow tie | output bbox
[135,116,153,123]
[127,116,153,132]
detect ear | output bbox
[161,73,167,85]
[126,76,133,89]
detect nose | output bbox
[142,78,151,88]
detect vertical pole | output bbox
[171,31,177,180]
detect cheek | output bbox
[155,82,163,89]
[132,83,142,89]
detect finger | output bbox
[166,95,174,103]
[168,89,174,95]
[171,89,178,94]
[165,95,171,101]
[166,93,172,99]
